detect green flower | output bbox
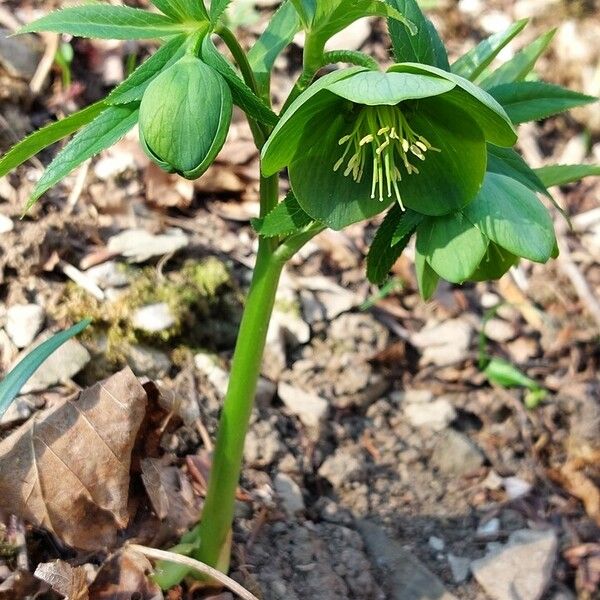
[262,65,516,230]
[139,55,232,179]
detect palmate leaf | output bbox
[386,0,449,70]
[480,29,556,89]
[451,19,528,81]
[0,102,105,178]
[252,193,314,237]
[535,164,600,187]
[19,5,185,40]
[488,81,597,124]
[0,319,91,420]
[26,104,139,210]
[107,34,189,105]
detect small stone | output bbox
[507,337,538,363]
[0,214,14,234]
[274,473,305,515]
[274,309,311,346]
[0,395,34,425]
[0,29,43,79]
[244,421,283,467]
[412,319,473,367]
[85,261,129,289]
[20,338,91,393]
[390,389,433,405]
[448,554,471,584]
[5,304,45,348]
[278,382,328,429]
[471,529,557,600]
[485,319,517,343]
[404,397,456,431]
[107,228,188,263]
[428,536,445,551]
[132,303,176,333]
[127,345,170,379]
[503,476,532,500]
[482,470,504,490]
[431,430,485,476]
[319,448,364,489]
[195,352,229,396]
[477,518,501,538]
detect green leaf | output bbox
[325,70,455,105]
[0,102,105,178]
[469,242,518,281]
[150,0,209,22]
[247,0,301,97]
[0,319,91,420]
[27,104,139,210]
[392,209,424,245]
[451,19,528,81]
[386,0,450,69]
[415,248,439,300]
[484,357,538,390]
[417,212,489,283]
[487,145,549,196]
[480,29,556,89]
[19,5,185,40]
[488,81,597,124]
[463,172,555,263]
[210,0,232,22]
[107,34,188,105]
[252,192,314,237]
[389,63,517,146]
[367,205,417,284]
[201,37,278,127]
[534,164,600,187]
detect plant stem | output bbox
[194,239,284,568]
[322,50,379,70]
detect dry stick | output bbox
[66,159,91,214]
[127,544,259,600]
[30,33,59,95]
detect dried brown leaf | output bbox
[34,560,89,600]
[0,367,147,550]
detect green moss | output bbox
[51,257,241,365]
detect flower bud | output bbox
[139,55,232,179]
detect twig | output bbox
[65,159,91,214]
[127,543,260,600]
[30,33,59,95]
[59,260,105,301]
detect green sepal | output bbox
[480,29,557,89]
[26,104,139,210]
[107,34,189,105]
[201,37,278,127]
[451,19,528,81]
[252,192,315,237]
[463,172,556,263]
[415,248,439,300]
[488,81,597,124]
[367,204,417,284]
[534,164,600,187]
[486,145,549,196]
[150,0,210,22]
[469,242,518,281]
[386,0,450,70]
[389,63,517,147]
[416,212,489,283]
[0,102,105,179]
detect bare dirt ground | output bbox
[0,1,599,599]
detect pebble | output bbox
[20,338,91,393]
[0,28,43,79]
[318,448,364,489]
[404,397,456,431]
[132,303,176,333]
[411,319,473,367]
[245,420,283,467]
[0,214,14,234]
[448,554,471,584]
[127,345,170,379]
[390,389,433,405]
[85,261,130,289]
[503,476,533,500]
[278,381,328,429]
[485,318,517,343]
[477,517,501,538]
[428,536,445,551]
[107,228,189,263]
[274,473,305,515]
[471,529,557,600]
[431,430,485,476]
[5,303,45,348]
[0,395,35,425]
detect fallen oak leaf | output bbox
[34,560,89,600]
[0,367,147,551]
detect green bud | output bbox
[139,55,232,179]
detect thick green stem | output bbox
[194,240,284,568]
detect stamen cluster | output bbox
[334,105,440,209]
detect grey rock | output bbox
[318,448,364,489]
[0,214,14,234]
[127,345,170,379]
[298,276,357,323]
[431,430,485,476]
[404,397,456,431]
[471,529,557,600]
[5,303,45,348]
[20,338,91,393]
[107,228,188,263]
[274,473,305,515]
[477,517,501,538]
[411,319,473,367]
[428,536,445,551]
[447,554,471,584]
[85,261,130,289]
[278,381,328,429]
[132,303,176,333]
[485,318,517,343]
[0,28,43,79]
[244,420,283,467]
[503,476,533,500]
[358,520,458,600]
[391,389,434,405]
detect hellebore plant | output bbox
[1,0,599,589]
